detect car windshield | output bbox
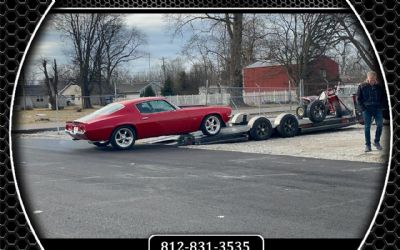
[76,103,124,122]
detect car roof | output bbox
[118,96,167,106]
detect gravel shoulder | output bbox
[185,124,390,164]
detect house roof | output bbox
[245,56,337,69]
[58,81,79,95]
[245,60,282,68]
[117,83,148,94]
[16,84,48,96]
[117,82,161,94]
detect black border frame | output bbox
[1,1,398,249]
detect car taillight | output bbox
[78,124,86,133]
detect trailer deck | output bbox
[146,113,361,146]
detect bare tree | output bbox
[55,14,104,108]
[55,14,146,108]
[167,13,246,104]
[100,15,146,90]
[335,14,376,71]
[242,14,273,68]
[265,14,341,88]
[39,58,59,109]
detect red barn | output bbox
[243,56,340,95]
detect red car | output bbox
[65,97,232,149]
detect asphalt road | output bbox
[13,137,386,238]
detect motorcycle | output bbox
[296,85,352,123]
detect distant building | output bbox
[58,82,82,106]
[243,56,340,95]
[117,82,162,99]
[15,85,49,109]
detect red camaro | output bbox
[65,97,232,149]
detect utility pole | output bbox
[161,57,166,82]
[148,53,151,82]
[205,79,209,106]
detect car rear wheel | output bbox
[201,115,222,136]
[110,126,136,150]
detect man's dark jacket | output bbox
[356,82,388,112]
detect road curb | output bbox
[12,127,61,134]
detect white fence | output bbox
[164,88,297,107]
[165,93,231,106]
[243,89,297,105]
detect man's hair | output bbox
[366,71,378,83]
[367,71,377,78]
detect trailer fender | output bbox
[230,113,249,125]
[274,113,290,127]
[247,116,265,128]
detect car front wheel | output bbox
[110,126,136,150]
[201,115,222,136]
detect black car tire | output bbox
[249,117,273,141]
[110,126,136,150]
[276,114,299,138]
[201,115,222,136]
[308,100,327,123]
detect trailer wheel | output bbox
[296,106,305,119]
[308,100,327,123]
[249,117,273,141]
[276,114,299,138]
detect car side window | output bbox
[136,102,153,113]
[148,100,175,113]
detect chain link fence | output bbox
[14,84,360,128]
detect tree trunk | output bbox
[228,13,245,106]
[80,70,92,109]
[42,59,57,110]
[52,59,59,110]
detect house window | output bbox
[36,96,44,102]
[320,69,327,78]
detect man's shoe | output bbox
[365,145,372,152]
[373,142,383,150]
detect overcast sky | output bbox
[25,14,189,80]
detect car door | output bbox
[147,100,189,135]
[134,101,166,138]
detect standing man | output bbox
[357,71,387,152]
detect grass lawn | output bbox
[13,106,100,125]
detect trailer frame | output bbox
[148,111,362,146]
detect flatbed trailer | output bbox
[148,112,362,146]
[296,115,359,134]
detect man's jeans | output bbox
[363,108,383,146]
